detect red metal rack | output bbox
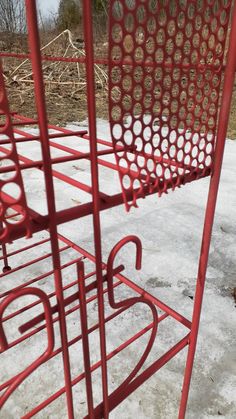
[0,1,236,418]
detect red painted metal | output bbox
[108,0,232,210]
[0,64,32,241]
[0,287,54,408]
[0,1,235,418]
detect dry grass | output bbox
[2,30,108,125]
[1,30,236,138]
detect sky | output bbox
[38,0,60,15]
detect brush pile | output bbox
[3,30,108,124]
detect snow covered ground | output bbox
[1,120,236,418]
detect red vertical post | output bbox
[77,262,95,418]
[82,1,109,417]
[25,1,74,418]
[0,222,11,272]
[179,3,236,418]
[1,243,11,272]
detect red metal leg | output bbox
[0,1,236,417]
[179,2,236,416]
[78,261,95,418]
[82,2,109,417]
[25,1,75,416]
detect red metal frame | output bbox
[108,0,231,210]
[0,1,236,418]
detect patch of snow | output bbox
[0,120,235,418]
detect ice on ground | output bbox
[0,120,235,418]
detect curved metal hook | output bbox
[101,236,159,413]
[108,235,142,271]
[106,235,142,309]
[0,287,54,408]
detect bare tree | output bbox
[57,0,81,32]
[93,0,108,15]
[38,8,57,34]
[0,0,26,34]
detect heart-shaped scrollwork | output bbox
[0,287,54,408]
[105,236,158,405]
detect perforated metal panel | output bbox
[0,0,236,417]
[109,0,231,210]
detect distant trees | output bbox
[93,0,108,14]
[56,1,108,31]
[57,0,81,31]
[0,0,26,33]
[92,0,108,35]
[0,0,109,36]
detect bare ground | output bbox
[2,50,236,138]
